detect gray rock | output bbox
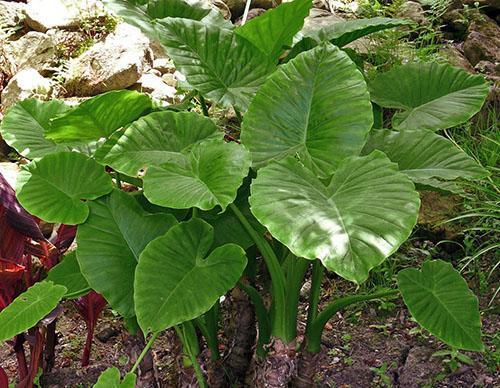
[149,40,167,59]
[302,8,345,34]
[326,0,360,13]
[234,8,267,25]
[153,57,176,74]
[132,73,177,102]
[147,68,162,77]
[64,23,153,96]
[222,0,276,19]
[211,0,232,20]
[46,29,92,58]
[4,32,57,75]
[24,0,105,32]
[0,42,16,82]
[474,61,499,85]
[0,0,26,30]
[463,13,500,66]
[396,1,430,26]
[474,60,499,77]
[161,73,177,87]
[1,68,52,111]
[439,45,474,71]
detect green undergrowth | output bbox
[446,107,500,303]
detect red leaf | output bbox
[0,173,44,240]
[0,258,25,288]
[0,365,9,387]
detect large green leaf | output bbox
[135,218,247,333]
[249,151,420,283]
[369,62,489,131]
[156,17,275,111]
[93,367,136,388]
[0,99,71,159]
[235,0,312,60]
[363,129,489,183]
[15,152,113,224]
[147,0,211,20]
[77,190,177,318]
[241,42,372,178]
[398,260,483,351]
[100,111,221,176]
[307,17,413,48]
[103,0,230,41]
[0,282,67,342]
[45,90,152,143]
[46,252,90,299]
[143,140,250,211]
[103,0,159,39]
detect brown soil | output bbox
[1,195,498,387]
[1,290,498,387]
[304,303,498,387]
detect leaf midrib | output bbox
[402,274,479,346]
[0,287,64,340]
[292,167,355,262]
[399,84,485,127]
[168,20,233,94]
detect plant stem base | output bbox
[254,338,297,388]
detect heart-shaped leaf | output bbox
[363,129,489,182]
[241,42,372,178]
[307,17,413,48]
[77,189,177,318]
[369,62,489,131]
[235,0,312,61]
[0,281,67,342]
[135,218,247,333]
[398,260,483,351]
[93,367,136,388]
[100,111,221,176]
[143,140,251,211]
[16,152,113,224]
[46,252,90,299]
[249,151,420,283]
[0,99,71,159]
[46,90,152,143]
[157,17,275,110]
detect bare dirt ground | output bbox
[1,284,498,387]
[1,193,498,387]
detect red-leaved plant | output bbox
[0,173,107,384]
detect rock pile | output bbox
[0,0,179,112]
[0,0,498,116]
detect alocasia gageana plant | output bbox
[0,0,491,386]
